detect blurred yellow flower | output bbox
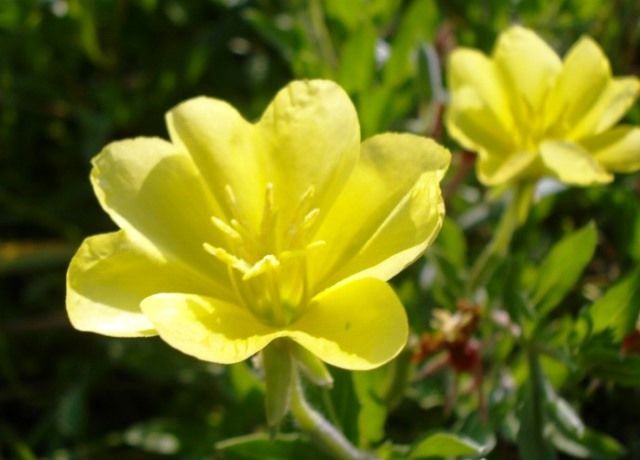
[66,80,450,370]
[446,25,640,186]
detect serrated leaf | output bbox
[531,222,597,317]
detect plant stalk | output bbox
[290,367,375,460]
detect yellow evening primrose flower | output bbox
[446,25,640,186]
[66,80,450,370]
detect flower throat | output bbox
[203,182,324,327]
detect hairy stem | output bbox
[290,367,375,460]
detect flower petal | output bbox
[447,48,515,141]
[257,80,360,224]
[91,137,231,292]
[570,77,640,139]
[165,97,265,231]
[67,231,213,337]
[288,278,408,370]
[548,36,610,134]
[584,126,640,173]
[493,26,562,117]
[539,140,613,185]
[310,134,449,289]
[446,86,517,155]
[476,150,539,185]
[141,293,280,364]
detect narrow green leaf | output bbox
[216,433,326,460]
[352,367,388,448]
[531,222,597,317]
[337,22,377,93]
[588,266,640,341]
[410,432,485,458]
[383,0,439,87]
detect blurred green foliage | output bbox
[1,0,640,458]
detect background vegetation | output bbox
[1,0,639,458]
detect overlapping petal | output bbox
[540,140,612,185]
[67,231,215,337]
[258,80,361,223]
[91,137,230,286]
[585,126,640,173]
[570,77,640,139]
[548,37,610,134]
[476,150,539,185]
[493,26,562,116]
[140,278,408,370]
[141,293,279,364]
[310,134,449,290]
[288,278,408,370]
[166,97,265,232]
[447,48,515,146]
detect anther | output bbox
[203,243,251,274]
[211,216,241,241]
[242,254,281,281]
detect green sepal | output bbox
[262,339,293,428]
[291,343,333,388]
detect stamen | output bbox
[224,184,238,210]
[299,185,316,206]
[211,216,241,241]
[203,243,251,274]
[243,254,280,281]
[303,208,320,230]
[260,182,278,252]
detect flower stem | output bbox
[467,181,535,295]
[290,367,375,460]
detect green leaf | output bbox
[337,21,377,93]
[588,266,640,341]
[216,433,326,460]
[410,432,486,459]
[383,0,439,87]
[579,342,640,386]
[531,222,597,317]
[546,389,584,438]
[352,367,388,448]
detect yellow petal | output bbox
[446,86,517,155]
[447,48,515,136]
[310,134,449,289]
[67,231,213,337]
[476,150,539,185]
[91,137,231,289]
[548,36,610,134]
[141,293,280,364]
[584,126,640,173]
[258,80,360,224]
[166,97,265,232]
[493,26,562,117]
[288,278,408,370]
[570,76,640,139]
[539,140,613,185]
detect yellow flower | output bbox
[446,25,640,186]
[66,80,450,370]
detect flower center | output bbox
[203,182,324,326]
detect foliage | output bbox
[2,0,640,459]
